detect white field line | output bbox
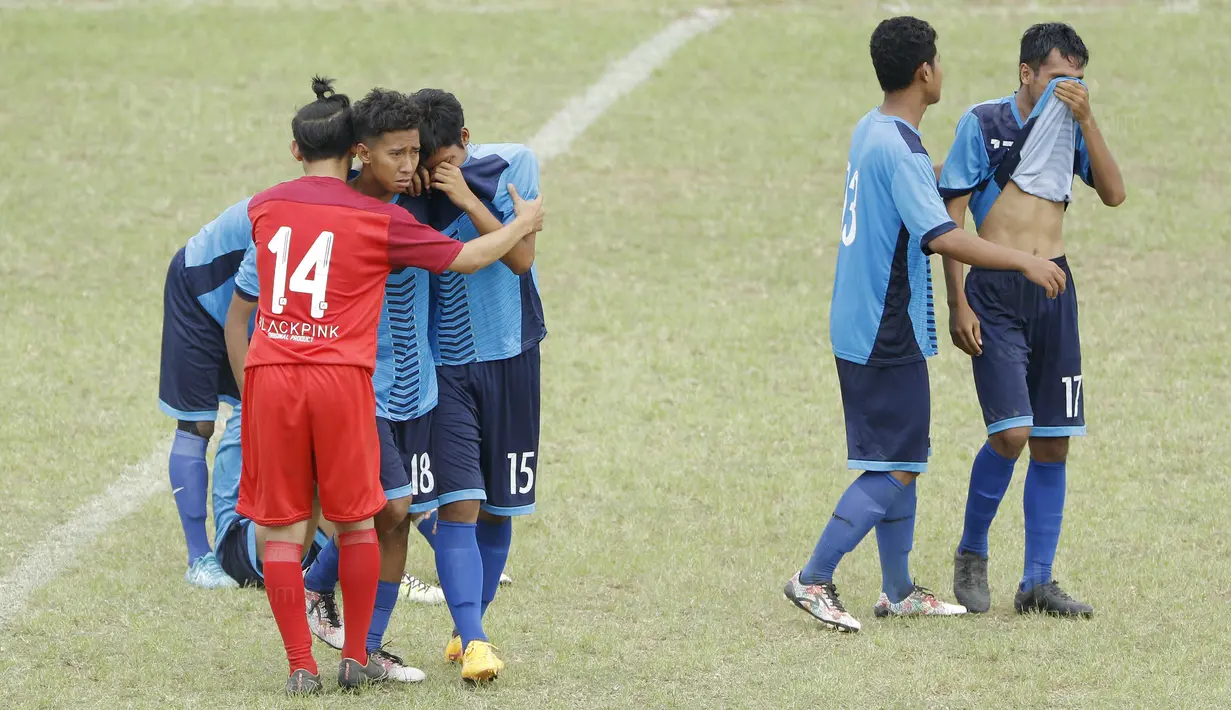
[0,6,728,628]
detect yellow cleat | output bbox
[460,640,504,683]
[444,633,463,664]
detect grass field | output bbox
[2,0,1231,707]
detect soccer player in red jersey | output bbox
[223,77,543,696]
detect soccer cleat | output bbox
[338,654,388,690]
[783,571,861,633]
[399,572,445,605]
[953,550,991,613]
[444,633,463,664]
[184,552,239,590]
[304,590,345,649]
[499,572,513,586]
[285,668,323,696]
[461,640,504,683]
[874,585,968,617]
[1014,580,1094,617]
[367,647,426,683]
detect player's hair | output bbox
[352,88,423,144]
[1019,23,1089,74]
[292,76,355,161]
[410,88,465,159]
[869,16,938,93]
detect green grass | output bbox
[2,1,1231,707]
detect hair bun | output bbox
[311,75,335,100]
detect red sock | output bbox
[264,541,317,676]
[337,529,380,665]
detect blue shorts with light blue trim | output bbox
[376,413,438,514]
[835,357,930,474]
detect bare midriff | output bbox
[977,181,1066,260]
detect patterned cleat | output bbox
[461,640,504,683]
[783,572,861,633]
[953,550,991,614]
[1014,580,1094,618]
[499,572,513,586]
[368,647,426,683]
[285,668,323,696]
[874,585,968,618]
[338,654,388,691]
[399,573,446,605]
[304,590,345,649]
[185,552,239,590]
[444,633,463,664]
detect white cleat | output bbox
[874,585,968,618]
[185,552,239,590]
[499,572,513,586]
[399,573,446,605]
[367,647,426,683]
[304,589,345,649]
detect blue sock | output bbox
[475,518,512,618]
[169,430,212,566]
[958,443,1018,558]
[434,521,486,648]
[800,472,906,585]
[416,509,438,550]
[875,480,917,603]
[1022,459,1066,590]
[303,537,340,593]
[366,581,400,652]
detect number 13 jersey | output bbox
[238,176,463,372]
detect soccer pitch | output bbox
[2,0,1230,707]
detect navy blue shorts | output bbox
[966,256,1084,438]
[158,248,239,422]
[430,345,540,516]
[216,519,325,588]
[835,357,930,473]
[377,413,438,514]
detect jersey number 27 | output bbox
[841,162,859,246]
[268,226,334,319]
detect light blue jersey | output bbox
[830,109,956,366]
[181,198,252,326]
[425,143,545,365]
[938,78,1095,230]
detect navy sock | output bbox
[303,537,340,593]
[365,580,400,652]
[800,472,906,585]
[875,480,917,603]
[475,518,512,618]
[169,430,212,566]
[434,521,486,648]
[1022,459,1066,590]
[416,509,438,550]
[958,443,1018,558]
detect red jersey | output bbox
[243,176,463,372]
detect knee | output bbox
[989,427,1030,460]
[439,500,481,524]
[177,420,215,440]
[375,497,411,533]
[1028,436,1069,463]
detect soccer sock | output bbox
[416,509,438,549]
[303,537,340,593]
[337,529,380,665]
[263,541,317,676]
[958,443,1018,558]
[169,430,212,566]
[475,518,512,618]
[800,471,906,585]
[365,581,400,652]
[434,521,487,648]
[875,480,917,603]
[1022,459,1066,590]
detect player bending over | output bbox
[939,22,1124,617]
[783,16,1067,633]
[224,77,542,696]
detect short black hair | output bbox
[1019,23,1088,74]
[292,76,354,161]
[409,88,465,159]
[352,88,423,144]
[869,16,938,93]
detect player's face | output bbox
[921,52,943,105]
[422,127,470,172]
[1021,48,1085,104]
[359,129,422,193]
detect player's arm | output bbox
[429,162,538,274]
[1054,80,1125,207]
[936,113,987,354]
[224,244,260,394]
[491,149,542,274]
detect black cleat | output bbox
[953,550,991,613]
[285,668,323,696]
[338,654,388,691]
[1014,580,1094,618]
